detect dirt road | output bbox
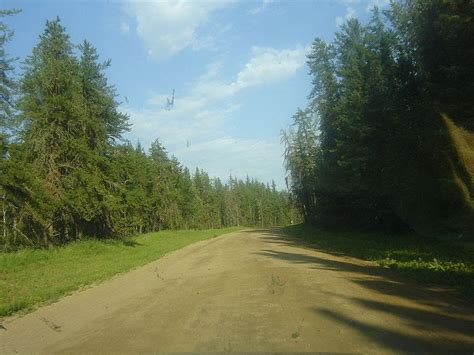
[1,229,473,353]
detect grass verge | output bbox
[282,224,474,299]
[0,227,241,317]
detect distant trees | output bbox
[0,16,295,248]
[283,0,474,239]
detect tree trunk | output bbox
[2,193,7,248]
[13,216,17,244]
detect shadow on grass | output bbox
[246,225,474,299]
[245,226,474,353]
[121,239,143,247]
[255,243,470,312]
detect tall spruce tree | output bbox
[17,17,83,243]
[0,9,20,150]
[282,108,318,222]
[18,18,130,243]
[1,9,22,247]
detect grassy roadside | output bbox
[0,227,241,317]
[282,224,474,299]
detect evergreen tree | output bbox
[17,18,131,243]
[0,9,21,246]
[78,40,129,151]
[16,18,83,243]
[285,1,474,238]
[0,9,20,150]
[282,108,318,222]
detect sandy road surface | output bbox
[1,229,473,354]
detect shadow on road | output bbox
[245,227,474,354]
[313,307,461,354]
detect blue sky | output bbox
[3,0,388,188]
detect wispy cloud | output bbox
[335,6,356,27]
[125,45,307,147]
[248,0,274,16]
[199,60,224,82]
[194,46,310,100]
[123,99,236,149]
[338,0,390,13]
[123,0,233,60]
[366,0,390,11]
[123,45,308,186]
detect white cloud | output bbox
[124,0,233,60]
[248,0,274,15]
[126,45,308,147]
[335,6,356,27]
[237,46,308,86]
[194,46,309,100]
[199,60,224,82]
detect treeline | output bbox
[0,16,294,248]
[283,0,474,239]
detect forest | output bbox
[2,0,473,250]
[0,14,295,249]
[283,0,474,240]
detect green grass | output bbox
[0,227,241,317]
[282,224,474,299]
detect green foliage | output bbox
[283,0,474,238]
[78,40,130,147]
[1,17,296,248]
[1,9,25,249]
[0,9,21,143]
[0,227,241,316]
[281,108,318,222]
[17,17,96,243]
